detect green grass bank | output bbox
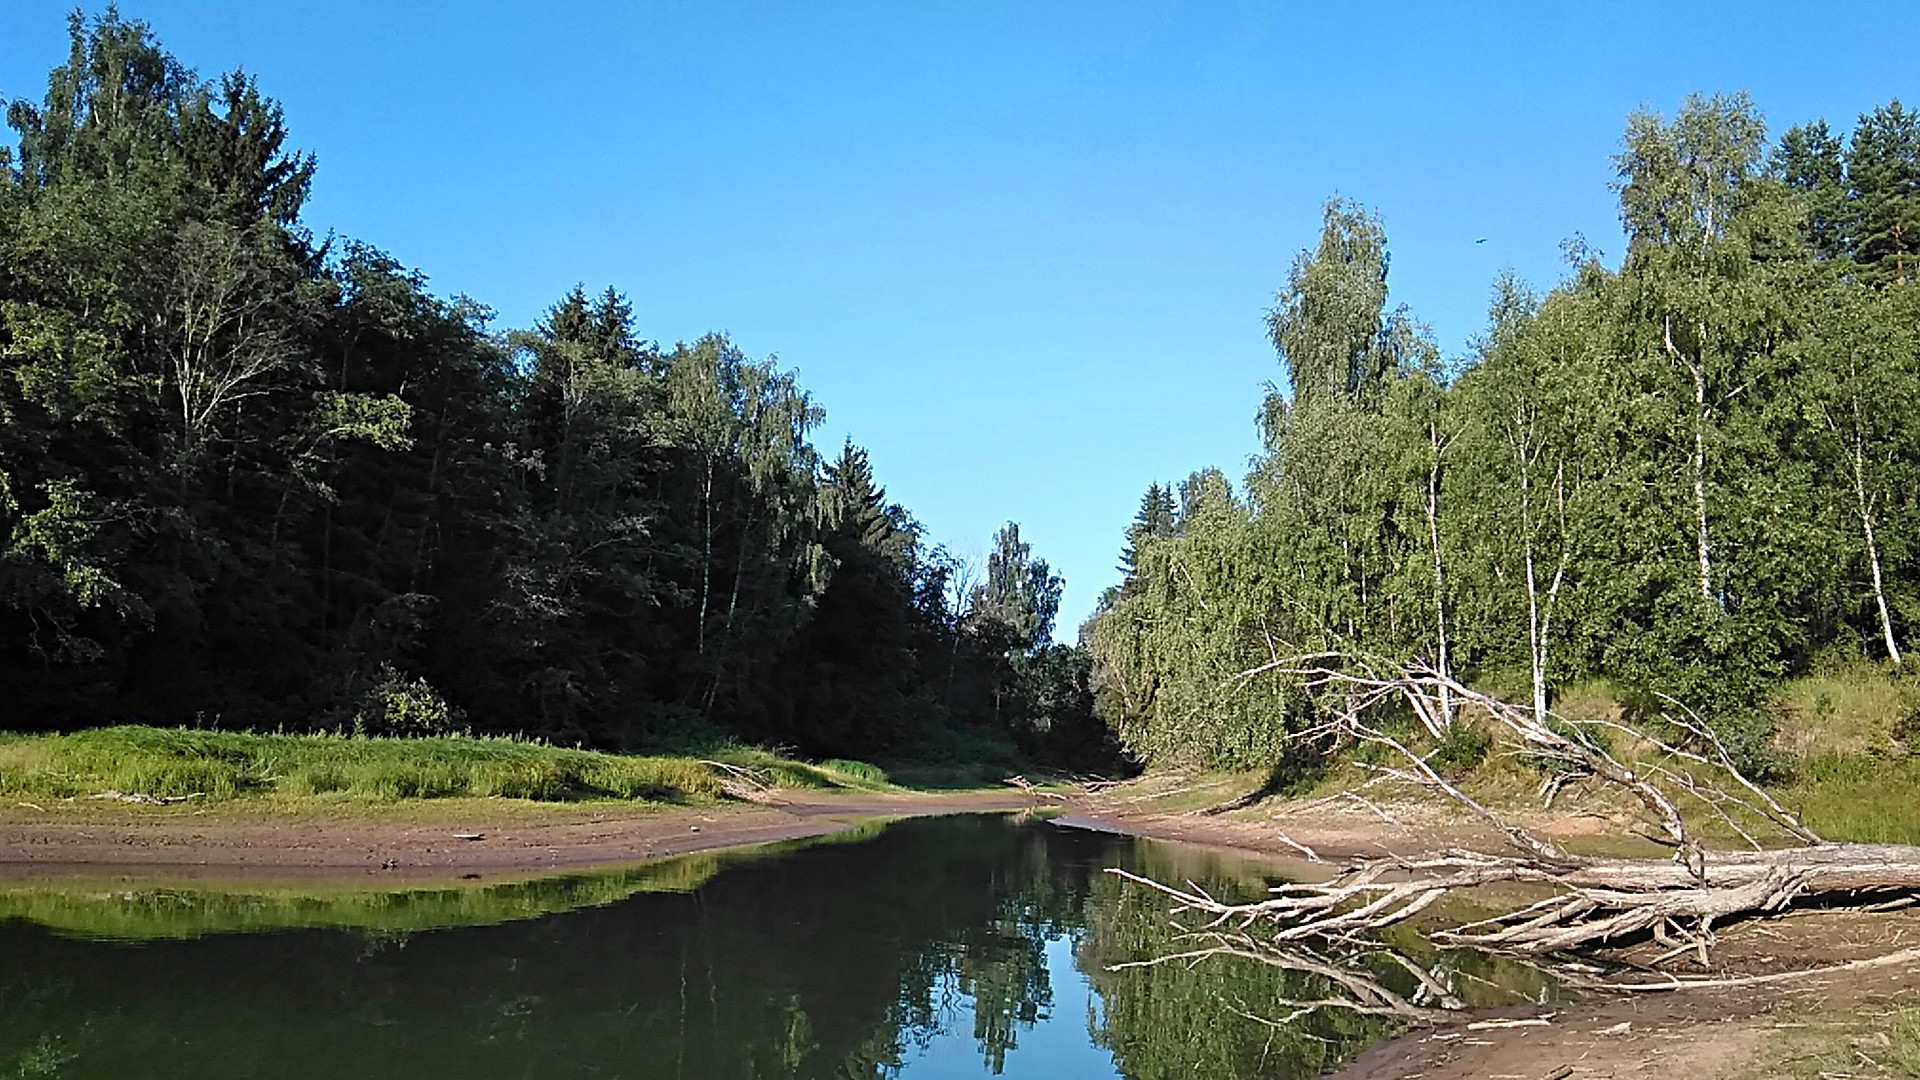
[0,726,895,806]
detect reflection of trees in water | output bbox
[875,820,1084,1074]
[1075,859,1392,1080]
[0,815,1097,1080]
[869,820,1444,1079]
[884,906,1056,1074]
[865,826,1561,1079]
[1073,849,1567,1080]
[0,817,1550,1080]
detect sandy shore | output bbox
[0,789,1040,885]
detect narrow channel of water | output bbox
[0,814,1547,1078]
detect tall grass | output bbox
[0,727,890,805]
[1784,753,1920,845]
[1772,659,1920,758]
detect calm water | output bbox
[0,814,1544,1079]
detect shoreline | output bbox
[9,782,1919,1079]
[0,789,1040,887]
[1069,788,1920,1080]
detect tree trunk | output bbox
[1852,422,1903,665]
[1423,423,1452,726]
[723,507,754,643]
[1527,463,1570,725]
[1664,316,1715,607]
[1691,357,1713,606]
[697,456,713,656]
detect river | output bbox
[0,813,1549,1078]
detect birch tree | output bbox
[1614,92,1773,612]
[160,220,300,463]
[1456,273,1609,723]
[1799,279,1918,664]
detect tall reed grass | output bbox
[0,727,890,805]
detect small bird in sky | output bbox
[1475,238,1488,244]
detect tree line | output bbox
[0,11,1118,770]
[1087,92,1920,777]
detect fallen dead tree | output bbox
[1111,657,1920,986]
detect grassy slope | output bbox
[0,726,896,807]
[1495,665,1920,845]
[1763,664,1920,844]
[1119,663,1920,846]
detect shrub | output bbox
[353,666,464,738]
[1429,720,1492,776]
[819,759,889,785]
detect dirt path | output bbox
[1065,773,1662,865]
[0,789,1039,885]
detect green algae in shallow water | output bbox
[0,815,1557,1080]
[0,817,892,941]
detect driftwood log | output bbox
[1112,659,1920,991]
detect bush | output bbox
[353,666,464,738]
[1429,720,1492,776]
[819,759,889,785]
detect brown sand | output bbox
[0,789,1039,886]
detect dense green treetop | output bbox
[0,9,1109,771]
[1088,91,1920,775]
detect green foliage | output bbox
[1088,91,1920,781]
[5,478,129,613]
[0,11,1110,773]
[972,521,1063,653]
[1429,720,1492,775]
[352,666,463,738]
[1845,100,1920,285]
[312,391,412,450]
[0,726,769,804]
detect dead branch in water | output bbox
[1113,656,1920,990]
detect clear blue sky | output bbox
[3,1,1913,636]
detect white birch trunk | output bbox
[1535,467,1570,725]
[697,456,713,655]
[1424,422,1452,726]
[1664,316,1715,607]
[1852,426,1903,665]
[1693,360,1713,606]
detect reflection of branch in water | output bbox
[1107,930,1463,1024]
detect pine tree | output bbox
[1118,483,1176,578]
[1776,120,1849,260]
[1847,101,1920,285]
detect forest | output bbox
[1086,90,1920,779]
[7,10,1919,788]
[0,12,1115,771]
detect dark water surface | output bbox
[0,814,1538,1079]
